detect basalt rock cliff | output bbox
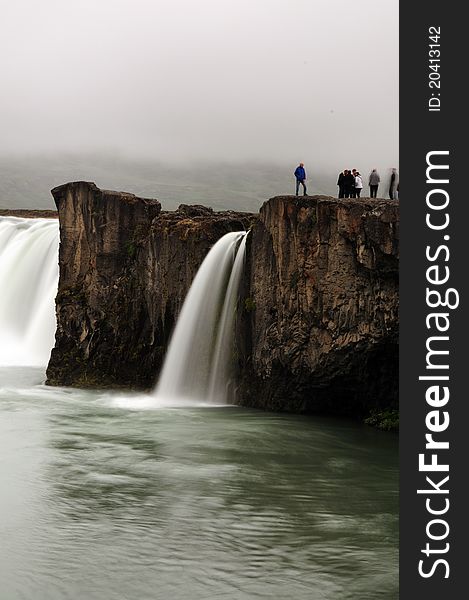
[46,182,253,388]
[46,182,399,416]
[236,195,399,414]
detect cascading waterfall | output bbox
[0,217,246,400]
[155,230,247,403]
[0,217,59,366]
[207,233,247,402]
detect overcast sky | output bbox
[1,0,398,169]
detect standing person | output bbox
[294,162,307,196]
[350,169,358,198]
[337,169,347,198]
[389,168,399,200]
[354,171,363,197]
[343,170,355,198]
[369,169,380,198]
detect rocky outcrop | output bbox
[0,209,57,219]
[46,183,399,416]
[46,182,253,388]
[237,195,399,415]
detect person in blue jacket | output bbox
[294,162,307,196]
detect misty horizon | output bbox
[1,0,398,209]
[1,1,398,157]
[0,153,399,212]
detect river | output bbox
[0,366,398,600]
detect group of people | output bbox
[293,163,399,200]
[337,169,364,198]
[338,167,399,199]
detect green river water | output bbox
[0,367,398,600]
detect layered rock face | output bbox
[237,196,399,414]
[46,182,252,387]
[46,183,399,416]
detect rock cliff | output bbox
[46,182,252,387]
[237,195,399,414]
[46,183,399,416]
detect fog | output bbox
[0,0,398,208]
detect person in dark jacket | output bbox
[294,163,307,196]
[389,168,399,199]
[343,170,355,198]
[337,170,347,198]
[369,169,380,198]
[349,169,358,198]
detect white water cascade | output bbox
[0,217,59,366]
[155,230,247,404]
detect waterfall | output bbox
[155,230,247,403]
[207,233,247,402]
[0,216,246,399]
[0,217,59,366]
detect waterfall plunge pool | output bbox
[0,366,398,600]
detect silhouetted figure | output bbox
[337,170,347,198]
[389,168,399,200]
[355,172,363,198]
[350,169,358,198]
[343,170,355,198]
[369,169,380,198]
[294,163,307,196]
